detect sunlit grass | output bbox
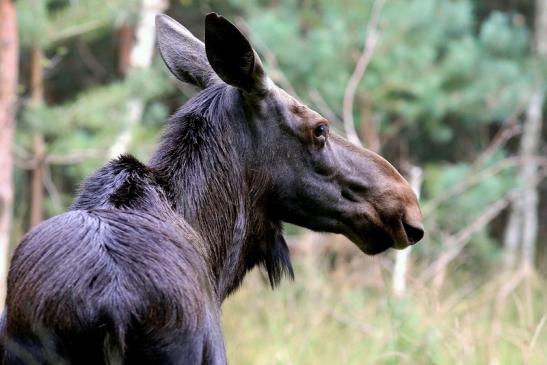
[222,253,547,365]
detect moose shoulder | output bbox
[1,13,424,365]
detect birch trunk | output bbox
[393,165,422,296]
[108,0,168,159]
[0,0,18,305]
[502,205,521,269]
[519,86,543,268]
[503,0,546,270]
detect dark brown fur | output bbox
[0,13,423,364]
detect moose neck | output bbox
[150,85,276,301]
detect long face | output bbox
[251,88,423,254]
[156,13,424,255]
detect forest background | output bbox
[0,0,546,363]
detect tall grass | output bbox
[222,253,547,365]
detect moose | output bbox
[0,13,424,364]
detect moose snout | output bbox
[402,221,424,244]
[390,190,424,249]
[391,218,424,250]
[398,201,425,247]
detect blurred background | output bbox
[0,0,546,363]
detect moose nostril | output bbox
[402,222,424,244]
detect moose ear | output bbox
[155,14,220,89]
[205,13,268,94]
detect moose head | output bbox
[0,13,426,365]
[0,14,423,364]
[155,13,424,258]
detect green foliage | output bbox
[11,0,546,308]
[419,153,515,264]
[234,0,533,147]
[8,0,547,362]
[14,1,176,223]
[479,12,529,58]
[12,0,542,264]
[425,160,512,227]
[17,0,49,48]
[21,65,172,150]
[18,0,140,49]
[228,0,540,267]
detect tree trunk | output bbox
[393,165,422,296]
[519,86,543,268]
[29,48,46,228]
[108,0,168,159]
[502,205,521,268]
[0,0,18,305]
[30,134,46,228]
[503,0,546,270]
[359,101,380,153]
[118,24,135,76]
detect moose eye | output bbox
[313,124,329,139]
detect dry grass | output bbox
[222,253,547,365]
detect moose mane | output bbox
[150,83,294,297]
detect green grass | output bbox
[222,254,547,365]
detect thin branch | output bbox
[46,149,108,165]
[13,156,36,170]
[328,310,376,336]
[420,167,547,283]
[420,193,515,283]
[473,106,525,169]
[474,124,521,168]
[424,156,519,215]
[12,143,32,161]
[307,89,342,125]
[76,39,108,80]
[529,315,546,352]
[425,155,547,216]
[14,149,108,169]
[48,20,108,44]
[43,163,64,213]
[379,118,405,146]
[342,0,385,146]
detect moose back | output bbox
[0,13,424,365]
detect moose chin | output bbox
[0,13,423,365]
